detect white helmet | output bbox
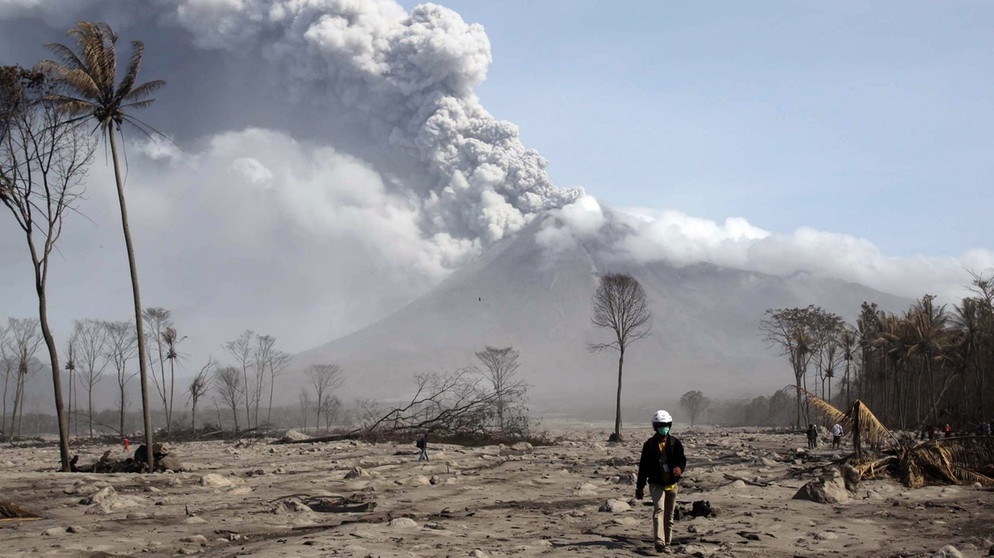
[652,410,672,424]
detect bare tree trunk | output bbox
[614,349,624,440]
[36,284,71,470]
[87,387,94,438]
[109,130,154,469]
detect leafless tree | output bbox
[103,320,137,437]
[297,388,312,431]
[142,307,172,426]
[475,345,526,433]
[305,364,344,432]
[214,366,242,433]
[361,369,498,437]
[6,318,42,442]
[321,396,342,430]
[589,273,652,442]
[1,65,94,468]
[0,322,13,434]
[71,318,109,438]
[761,306,844,428]
[251,334,287,428]
[679,390,711,427]
[186,357,213,433]
[223,330,254,429]
[264,346,290,428]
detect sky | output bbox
[1,0,993,375]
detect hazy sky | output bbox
[1,1,992,372]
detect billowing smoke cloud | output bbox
[1,0,581,263]
[539,197,994,304]
[164,0,582,254]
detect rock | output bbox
[599,499,631,513]
[344,467,369,479]
[574,482,599,495]
[932,545,963,558]
[180,534,208,545]
[471,550,490,558]
[83,486,146,515]
[200,473,235,488]
[389,517,418,528]
[86,486,117,505]
[793,468,851,504]
[279,429,311,442]
[157,454,185,472]
[815,531,839,540]
[510,442,533,452]
[43,527,65,536]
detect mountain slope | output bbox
[290,214,911,415]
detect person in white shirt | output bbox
[831,423,843,449]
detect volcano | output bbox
[290,212,910,417]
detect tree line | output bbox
[761,273,994,431]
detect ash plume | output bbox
[167,0,583,251]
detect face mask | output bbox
[656,426,670,436]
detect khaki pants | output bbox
[650,484,678,545]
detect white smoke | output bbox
[540,198,993,305]
[163,0,582,253]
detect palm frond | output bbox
[123,79,166,103]
[801,389,847,426]
[0,501,40,521]
[931,436,994,471]
[798,389,894,456]
[115,40,144,103]
[43,42,85,72]
[849,399,893,450]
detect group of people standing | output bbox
[806,422,844,450]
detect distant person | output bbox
[636,409,687,553]
[831,423,843,449]
[986,421,993,436]
[122,436,130,453]
[806,424,818,449]
[927,425,937,441]
[944,424,953,438]
[417,431,429,461]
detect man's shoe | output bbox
[654,543,665,553]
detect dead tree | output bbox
[590,273,652,442]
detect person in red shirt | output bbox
[943,424,953,438]
[122,436,130,452]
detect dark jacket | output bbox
[636,434,687,491]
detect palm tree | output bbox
[906,295,951,428]
[41,21,164,469]
[161,326,185,436]
[838,327,858,408]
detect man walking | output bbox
[636,410,687,553]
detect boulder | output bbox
[279,430,311,442]
[599,499,631,513]
[793,468,851,504]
